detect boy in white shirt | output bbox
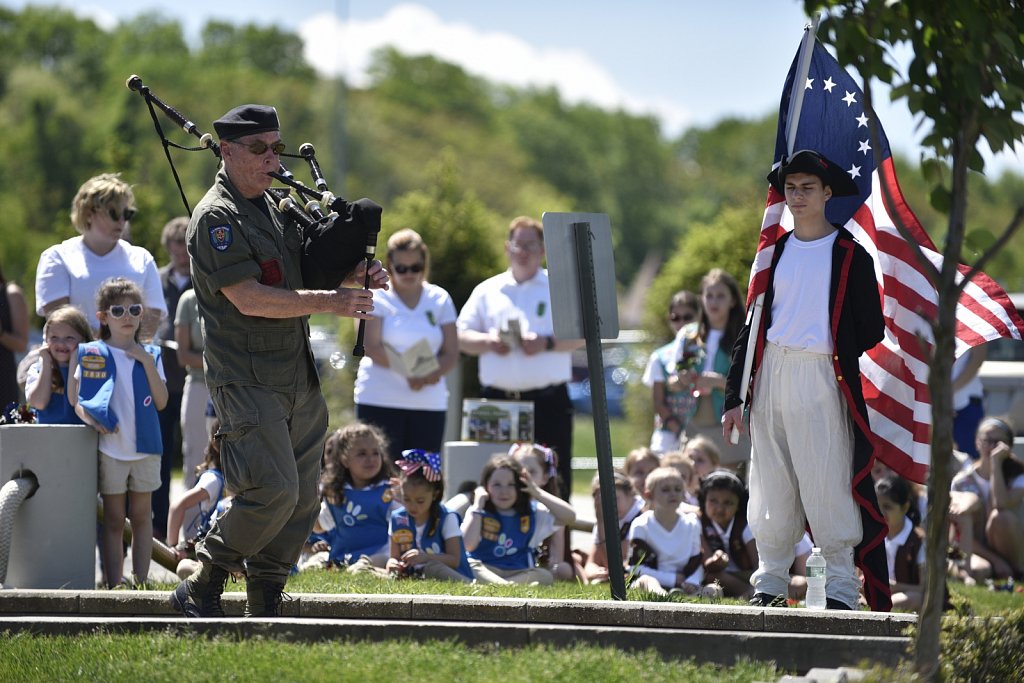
[627,466,704,595]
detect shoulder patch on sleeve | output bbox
[208,224,233,251]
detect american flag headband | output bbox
[396,449,442,482]
[509,442,557,480]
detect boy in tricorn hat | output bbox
[721,149,889,610]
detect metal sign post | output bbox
[540,211,624,601]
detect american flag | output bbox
[750,40,1024,485]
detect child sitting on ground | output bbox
[167,423,230,580]
[682,435,720,482]
[627,466,704,596]
[876,474,927,612]
[303,422,399,570]
[386,449,472,583]
[511,442,575,581]
[697,469,757,599]
[462,454,576,585]
[623,446,661,503]
[583,470,644,584]
[660,450,700,510]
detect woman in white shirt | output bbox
[35,173,165,337]
[684,268,747,466]
[354,229,459,460]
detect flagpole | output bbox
[730,14,821,445]
[785,13,822,156]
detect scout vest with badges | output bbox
[390,505,473,579]
[322,481,392,563]
[76,341,162,455]
[36,364,83,425]
[468,502,537,570]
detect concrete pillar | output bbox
[0,425,97,589]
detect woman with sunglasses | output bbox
[354,229,459,460]
[642,289,703,452]
[35,173,166,336]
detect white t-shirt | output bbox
[884,516,925,581]
[628,510,704,588]
[767,231,837,354]
[35,236,166,329]
[952,468,1024,510]
[75,345,167,461]
[195,470,224,516]
[24,358,53,398]
[354,282,457,411]
[457,269,572,390]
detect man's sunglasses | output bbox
[229,139,286,155]
[392,263,424,274]
[106,304,144,319]
[669,312,696,323]
[107,207,137,222]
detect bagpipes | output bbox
[126,75,381,355]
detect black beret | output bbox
[213,104,280,141]
[767,149,859,197]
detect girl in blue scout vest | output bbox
[25,305,92,424]
[68,277,168,588]
[386,449,472,582]
[461,454,576,585]
[306,422,398,569]
[167,421,230,580]
[510,442,578,581]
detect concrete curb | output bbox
[0,589,917,636]
[0,589,916,672]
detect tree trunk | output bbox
[914,119,975,681]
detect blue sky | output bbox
[7,0,1023,176]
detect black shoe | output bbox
[169,562,229,617]
[749,592,788,608]
[245,579,288,617]
[826,597,854,610]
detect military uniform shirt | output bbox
[186,168,317,391]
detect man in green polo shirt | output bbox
[170,104,388,617]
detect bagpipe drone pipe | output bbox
[126,75,381,322]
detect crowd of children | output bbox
[14,278,1022,611]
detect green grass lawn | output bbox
[2,575,1019,682]
[0,635,779,683]
[148,567,1018,618]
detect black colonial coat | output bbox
[724,225,892,612]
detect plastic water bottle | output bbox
[805,547,827,610]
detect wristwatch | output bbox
[545,335,556,351]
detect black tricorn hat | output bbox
[213,104,280,141]
[767,149,859,197]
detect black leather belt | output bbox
[482,383,564,401]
